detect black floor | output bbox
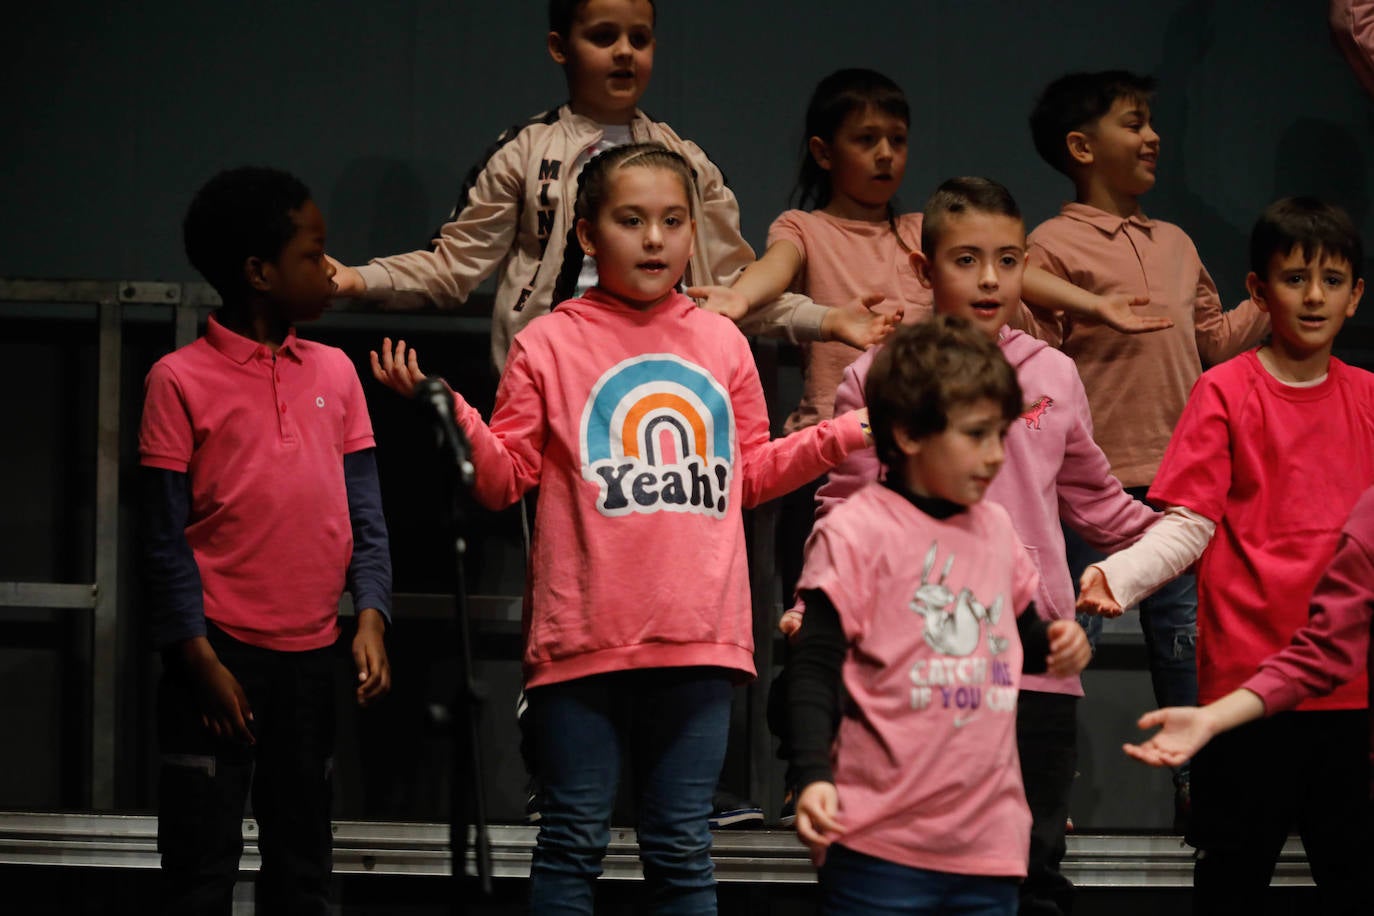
[4,865,1324,915]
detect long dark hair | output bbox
[793,68,912,250]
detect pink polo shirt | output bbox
[138,314,376,651]
[1027,203,1268,487]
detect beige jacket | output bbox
[356,105,828,371]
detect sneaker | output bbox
[777,790,797,829]
[708,790,764,829]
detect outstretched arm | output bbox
[370,337,546,511]
[1021,267,1173,335]
[1123,689,1265,768]
[1077,506,1214,616]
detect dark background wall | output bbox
[5,1,1371,302]
[2,1,1372,829]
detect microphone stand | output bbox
[414,378,492,909]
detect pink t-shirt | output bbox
[138,315,376,651]
[799,484,1039,877]
[767,210,931,432]
[452,289,869,688]
[1027,203,1269,486]
[817,327,1157,697]
[1150,351,1374,708]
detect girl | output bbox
[372,142,871,915]
[787,318,1091,915]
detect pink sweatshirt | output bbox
[451,289,868,688]
[1242,486,1374,725]
[816,327,1158,696]
[1027,203,1269,487]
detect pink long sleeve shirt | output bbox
[451,289,869,688]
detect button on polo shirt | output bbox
[139,315,376,651]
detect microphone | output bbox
[414,377,475,487]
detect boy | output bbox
[786,315,1091,913]
[1026,71,1270,822]
[140,166,392,914]
[1122,481,1374,790]
[783,177,1158,916]
[329,0,891,370]
[1078,197,1372,913]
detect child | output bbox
[791,177,1158,916]
[139,166,393,913]
[787,315,1091,915]
[1026,70,1271,821]
[330,0,892,372]
[1077,197,1372,913]
[1121,482,1374,774]
[374,143,871,914]
[733,71,1171,630]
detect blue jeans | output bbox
[525,667,732,915]
[818,844,1018,915]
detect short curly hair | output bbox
[865,316,1023,470]
[182,166,311,302]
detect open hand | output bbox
[686,285,750,321]
[826,295,902,350]
[369,337,426,398]
[1092,293,1173,334]
[1076,566,1123,617]
[795,781,845,857]
[1123,707,1211,768]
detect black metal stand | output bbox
[414,380,492,910]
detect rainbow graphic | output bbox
[580,354,736,518]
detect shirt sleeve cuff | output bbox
[355,263,395,295]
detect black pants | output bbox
[1188,709,1372,915]
[157,625,336,916]
[1016,692,1078,916]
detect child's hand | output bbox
[1123,707,1212,768]
[352,608,392,707]
[1045,619,1091,677]
[824,295,902,350]
[1091,292,1173,334]
[1076,566,1123,617]
[328,256,365,297]
[686,284,750,321]
[179,637,255,745]
[778,609,803,638]
[369,337,426,398]
[795,781,845,856]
